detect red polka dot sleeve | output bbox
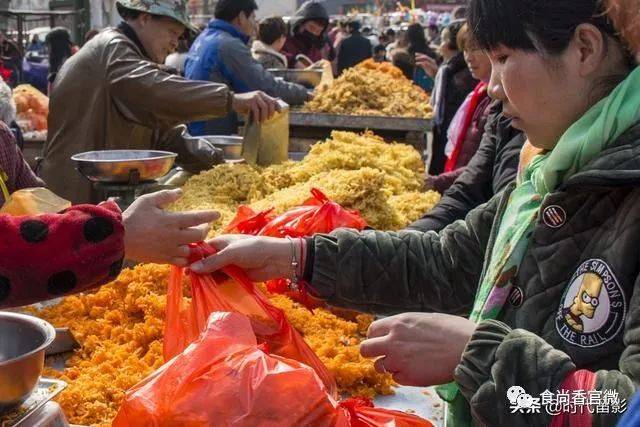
[0,200,125,308]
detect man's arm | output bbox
[219,40,309,106]
[106,40,232,129]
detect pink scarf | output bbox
[444,81,488,172]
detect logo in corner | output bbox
[556,259,626,348]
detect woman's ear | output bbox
[573,23,607,77]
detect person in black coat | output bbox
[407,102,525,233]
[337,20,372,74]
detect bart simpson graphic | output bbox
[563,273,603,333]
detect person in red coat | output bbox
[0,122,218,309]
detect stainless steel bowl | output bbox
[267,69,323,89]
[0,312,56,413]
[185,135,244,160]
[71,150,177,184]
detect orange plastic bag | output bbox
[259,188,367,238]
[113,312,341,427]
[224,205,275,235]
[114,312,433,427]
[225,189,367,238]
[0,188,71,215]
[163,242,337,396]
[225,189,368,307]
[338,398,434,427]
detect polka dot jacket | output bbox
[0,200,125,308]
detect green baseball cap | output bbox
[116,0,198,33]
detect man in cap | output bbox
[40,0,279,204]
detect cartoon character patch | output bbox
[555,259,626,348]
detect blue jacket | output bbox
[185,20,308,136]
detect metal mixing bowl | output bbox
[0,312,56,413]
[185,135,244,161]
[71,150,178,183]
[267,69,323,89]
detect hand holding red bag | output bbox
[163,242,337,396]
[224,189,368,307]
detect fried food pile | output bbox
[13,84,49,131]
[33,131,440,426]
[173,131,439,231]
[34,265,393,426]
[303,61,433,118]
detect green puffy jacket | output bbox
[304,122,640,426]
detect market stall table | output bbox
[288,111,432,155]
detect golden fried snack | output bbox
[303,65,433,118]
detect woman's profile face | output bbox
[486,44,589,150]
[464,48,491,82]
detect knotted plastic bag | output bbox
[225,189,367,238]
[259,188,367,238]
[113,312,434,427]
[163,242,337,396]
[224,205,275,235]
[224,189,367,307]
[0,188,71,215]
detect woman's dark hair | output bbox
[468,0,617,54]
[214,0,258,22]
[406,23,438,59]
[452,5,468,20]
[258,16,287,45]
[46,27,72,76]
[391,50,415,80]
[406,23,431,56]
[444,20,465,51]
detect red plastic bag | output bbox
[225,205,275,235]
[114,312,433,427]
[114,312,341,427]
[338,397,434,427]
[225,189,368,307]
[258,188,367,238]
[163,242,337,396]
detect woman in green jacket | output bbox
[191,0,640,424]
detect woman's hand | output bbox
[122,189,219,266]
[190,235,301,282]
[415,53,439,78]
[360,313,477,387]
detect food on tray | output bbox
[303,63,433,118]
[172,131,439,231]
